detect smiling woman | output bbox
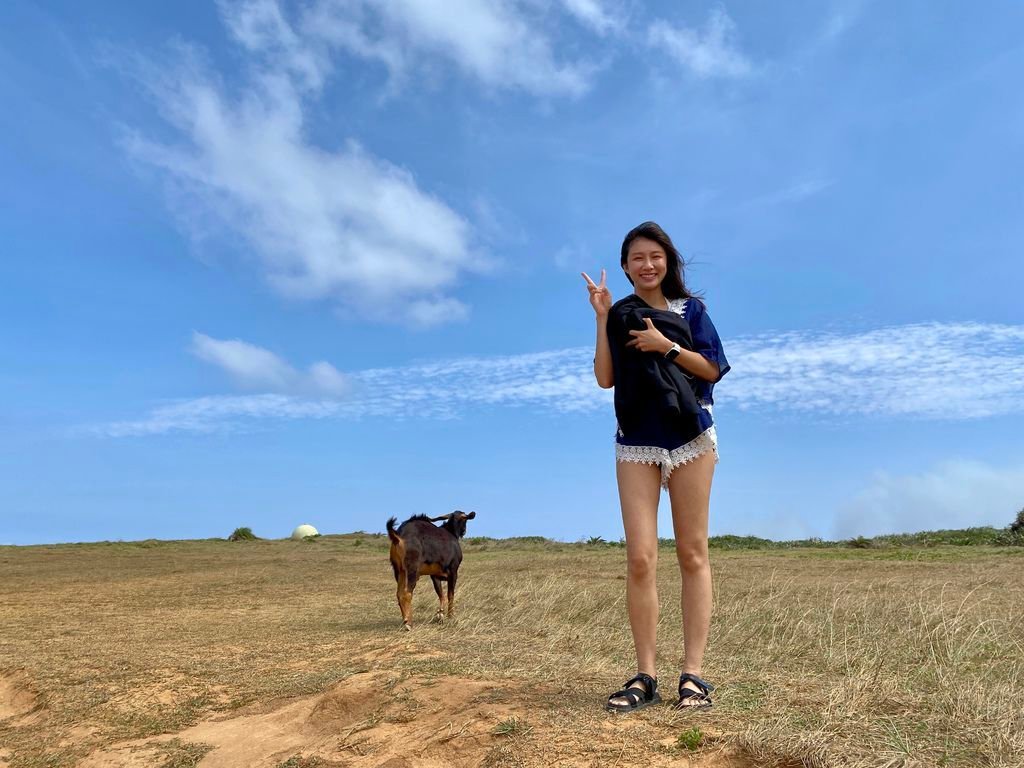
[583,220,730,714]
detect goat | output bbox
[386,511,476,630]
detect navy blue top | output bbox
[681,297,730,405]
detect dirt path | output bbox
[78,668,759,767]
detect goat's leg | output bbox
[399,571,419,630]
[431,576,447,621]
[395,568,416,630]
[446,569,458,618]
[395,578,411,630]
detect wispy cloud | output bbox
[726,322,1024,420]
[834,460,1024,538]
[559,0,623,36]
[100,395,344,438]
[93,322,1024,436]
[647,8,752,79]
[294,0,596,97]
[191,332,348,396]
[742,177,835,209]
[122,1,508,328]
[121,0,624,328]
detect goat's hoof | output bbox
[402,623,412,632]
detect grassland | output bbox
[0,533,1022,767]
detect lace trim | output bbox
[616,426,718,488]
[668,298,687,317]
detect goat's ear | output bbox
[466,511,476,520]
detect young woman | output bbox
[581,221,730,713]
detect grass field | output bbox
[1,534,1022,767]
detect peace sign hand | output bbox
[581,269,612,317]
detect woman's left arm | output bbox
[626,319,719,381]
[626,304,729,383]
[670,348,721,382]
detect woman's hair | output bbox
[620,221,698,302]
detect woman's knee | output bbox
[675,542,709,574]
[626,549,658,582]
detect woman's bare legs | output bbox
[608,460,662,706]
[667,450,715,703]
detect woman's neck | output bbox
[634,287,668,309]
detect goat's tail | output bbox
[386,517,401,545]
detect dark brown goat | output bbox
[386,511,476,630]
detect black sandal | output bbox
[674,672,715,710]
[606,672,661,713]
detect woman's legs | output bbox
[608,460,662,707]
[667,450,716,702]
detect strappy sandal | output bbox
[674,672,715,710]
[606,672,661,713]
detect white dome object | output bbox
[291,524,319,540]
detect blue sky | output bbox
[2,0,1023,546]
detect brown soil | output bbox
[0,670,42,726]
[80,669,761,767]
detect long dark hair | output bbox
[620,221,698,302]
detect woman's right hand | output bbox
[582,269,612,317]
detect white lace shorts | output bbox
[615,404,719,489]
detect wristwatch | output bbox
[664,343,681,362]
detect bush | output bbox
[1010,508,1024,534]
[228,527,258,542]
[995,508,1024,546]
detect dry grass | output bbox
[0,536,1022,767]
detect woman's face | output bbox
[624,236,667,291]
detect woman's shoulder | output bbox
[678,295,707,318]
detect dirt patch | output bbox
[82,671,535,767]
[0,669,42,725]
[78,744,168,768]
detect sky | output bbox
[2,0,1023,546]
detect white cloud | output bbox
[307,360,349,396]
[724,322,1024,420]
[742,177,835,208]
[191,332,349,396]
[124,0,621,327]
[290,0,595,97]
[125,17,477,327]
[98,394,343,438]
[834,461,1024,538]
[559,0,622,35]
[95,321,1024,437]
[647,7,752,79]
[219,0,328,91]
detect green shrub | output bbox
[1009,508,1024,534]
[676,727,703,750]
[228,527,258,542]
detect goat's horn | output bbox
[428,514,452,522]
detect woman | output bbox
[581,221,730,713]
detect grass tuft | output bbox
[676,726,703,750]
[494,716,533,737]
